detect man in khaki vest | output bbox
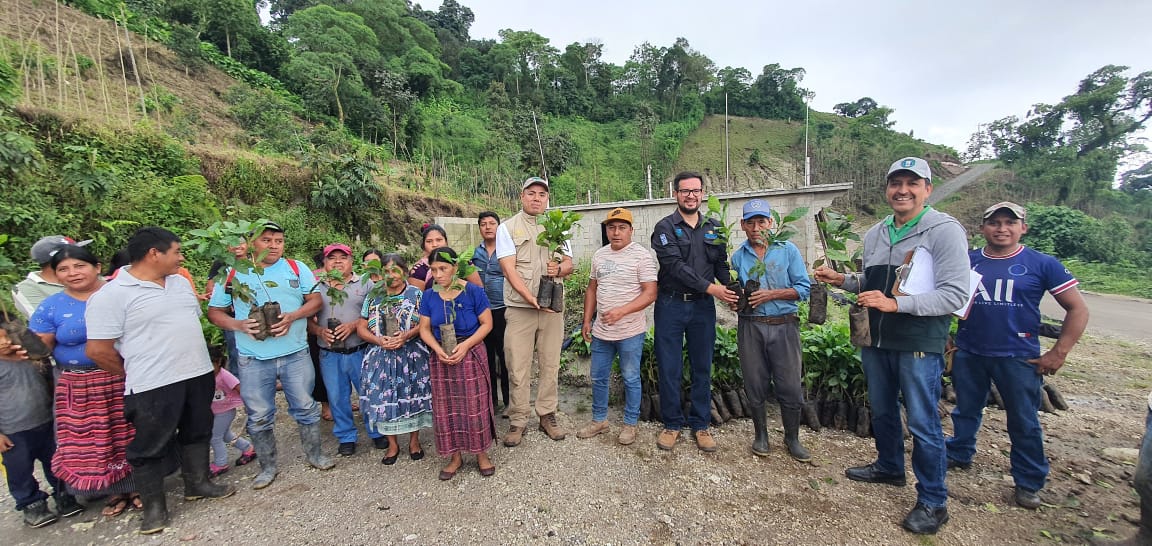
[495,177,574,447]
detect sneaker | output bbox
[538,413,567,441]
[54,493,84,518]
[901,502,949,535]
[337,442,357,456]
[210,463,230,477]
[946,458,972,471]
[504,425,525,447]
[372,436,390,450]
[656,429,680,451]
[618,425,637,446]
[1014,487,1042,510]
[22,499,58,528]
[235,448,257,466]
[576,420,609,439]
[694,429,718,452]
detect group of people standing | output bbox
[3,157,1149,541]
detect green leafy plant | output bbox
[813,210,862,272]
[704,194,736,254]
[535,209,582,260]
[185,219,277,305]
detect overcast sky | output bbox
[426,0,1152,155]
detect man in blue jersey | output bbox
[207,222,333,490]
[945,201,1089,509]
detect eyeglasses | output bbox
[676,189,703,196]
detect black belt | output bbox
[660,289,707,301]
[321,343,369,355]
[744,314,798,325]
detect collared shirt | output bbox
[885,206,933,244]
[12,271,64,318]
[208,258,317,360]
[472,242,505,310]
[651,210,732,293]
[86,267,213,395]
[314,273,372,349]
[730,239,810,317]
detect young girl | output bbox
[210,352,256,477]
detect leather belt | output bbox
[660,289,707,301]
[321,343,369,355]
[745,314,798,325]
[58,366,102,373]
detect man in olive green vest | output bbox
[495,177,574,447]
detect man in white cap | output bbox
[12,236,85,318]
[730,198,811,462]
[815,157,969,535]
[945,201,1088,509]
[496,177,574,446]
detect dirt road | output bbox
[1041,291,1152,343]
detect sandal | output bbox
[129,494,143,511]
[102,496,129,517]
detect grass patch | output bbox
[1064,260,1152,299]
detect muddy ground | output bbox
[2,332,1150,545]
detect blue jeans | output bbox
[319,348,379,443]
[654,294,716,431]
[862,347,948,508]
[237,348,321,433]
[1,421,59,510]
[946,350,1048,492]
[591,333,645,426]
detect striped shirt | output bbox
[590,242,658,341]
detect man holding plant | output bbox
[308,243,380,457]
[495,177,574,446]
[578,207,657,446]
[207,222,333,490]
[814,157,969,535]
[651,172,738,452]
[729,199,812,462]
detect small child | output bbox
[0,353,83,527]
[210,354,257,477]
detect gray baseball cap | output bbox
[886,157,932,183]
[30,235,77,265]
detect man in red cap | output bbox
[308,243,379,456]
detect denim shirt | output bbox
[472,242,505,310]
[730,239,810,317]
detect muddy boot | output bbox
[250,429,279,490]
[782,407,812,462]
[133,461,169,535]
[748,404,770,457]
[1096,500,1152,545]
[180,443,236,501]
[300,423,335,470]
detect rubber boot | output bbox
[180,443,236,501]
[300,423,335,470]
[133,461,169,535]
[749,404,770,457]
[1097,500,1152,545]
[250,429,279,490]
[782,407,812,462]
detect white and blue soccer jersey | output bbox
[955,246,1078,358]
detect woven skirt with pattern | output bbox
[429,344,495,456]
[51,369,136,496]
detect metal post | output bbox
[646,163,652,200]
[725,93,730,191]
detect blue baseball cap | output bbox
[741,199,772,220]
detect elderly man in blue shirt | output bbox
[730,199,811,462]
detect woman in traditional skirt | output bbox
[418,247,496,480]
[357,253,433,465]
[28,245,140,516]
[408,225,483,290]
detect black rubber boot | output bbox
[748,404,770,457]
[782,407,812,462]
[250,429,278,490]
[180,443,236,501]
[133,461,169,535]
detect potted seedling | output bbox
[703,195,745,307]
[312,268,350,350]
[361,259,405,337]
[0,234,52,361]
[535,209,581,313]
[811,210,865,341]
[187,219,282,340]
[434,247,477,354]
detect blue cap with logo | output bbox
[741,199,772,220]
[886,157,932,183]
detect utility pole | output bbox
[646,164,652,200]
[724,93,730,191]
[803,92,812,187]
